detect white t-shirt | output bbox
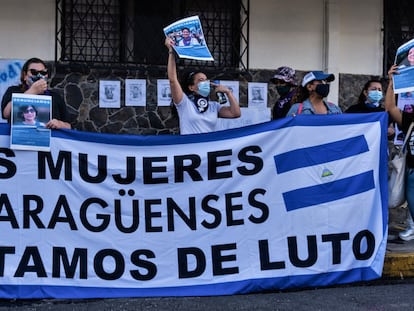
[175,94,222,135]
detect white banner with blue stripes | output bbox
[0,112,389,299]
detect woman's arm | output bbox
[216,85,241,118]
[165,37,183,104]
[384,64,403,126]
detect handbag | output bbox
[388,122,414,208]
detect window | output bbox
[383,0,414,74]
[56,0,249,70]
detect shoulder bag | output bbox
[388,122,414,208]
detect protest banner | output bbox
[0,112,388,299]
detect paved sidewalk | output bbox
[383,203,414,278]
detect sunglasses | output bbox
[24,108,35,113]
[29,69,48,76]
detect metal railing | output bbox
[55,0,249,71]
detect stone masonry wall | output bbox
[48,63,387,135]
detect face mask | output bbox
[27,74,46,86]
[276,85,291,97]
[315,83,330,97]
[367,90,383,103]
[197,80,210,97]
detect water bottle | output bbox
[214,80,227,104]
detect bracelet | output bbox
[168,51,174,54]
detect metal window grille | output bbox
[383,0,414,75]
[55,0,249,71]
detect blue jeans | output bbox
[407,168,414,220]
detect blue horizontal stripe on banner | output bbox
[283,170,374,211]
[0,266,380,298]
[274,135,369,174]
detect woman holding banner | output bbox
[164,37,241,135]
[1,57,71,129]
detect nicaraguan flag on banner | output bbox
[0,112,388,299]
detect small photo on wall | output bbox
[99,80,121,108]
[125,79,146,106]
[157,79,172,106]
[248,82,268,109]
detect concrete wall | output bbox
[248,0,383,75]
[0,0,383,75]
[0,0,56,60]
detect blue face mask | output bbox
[367,90,383,103]
[197,80,210,97]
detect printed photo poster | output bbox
[125,79,146,106]
[99,80,121,108]
[248,82,268,109]
[10,93,51,151]
[0,59,25,123]
[393,38,414,94]
[214,80,240,104]
[394,91,414,145]
[163,16,214,61]
[157,79,172,106]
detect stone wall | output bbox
[48,63,386,135]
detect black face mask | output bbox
[189,94,209,113]
[276,85,291,97]
[315,84,330,97]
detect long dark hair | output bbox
[180,70,204,95]
[357,79,383,105]
[171,70,204,119]
[290,86,309,104]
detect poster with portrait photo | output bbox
[157,79,172,106]
[10,93,51,151]
[99,80,121,108]
[248,82,268,109]
[393,38,414,94]
[125,79,146,106]
[163,15,214,61]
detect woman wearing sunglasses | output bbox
[17,105,45,127]
[1,57,71,129]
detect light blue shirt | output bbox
[287,98,342,115]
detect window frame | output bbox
[55,0,249,72]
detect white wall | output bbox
[337,0,383,75]
[249,0,325,71]
[249,0,383,76]
[0,0,383,77]
[0,0,55,60]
